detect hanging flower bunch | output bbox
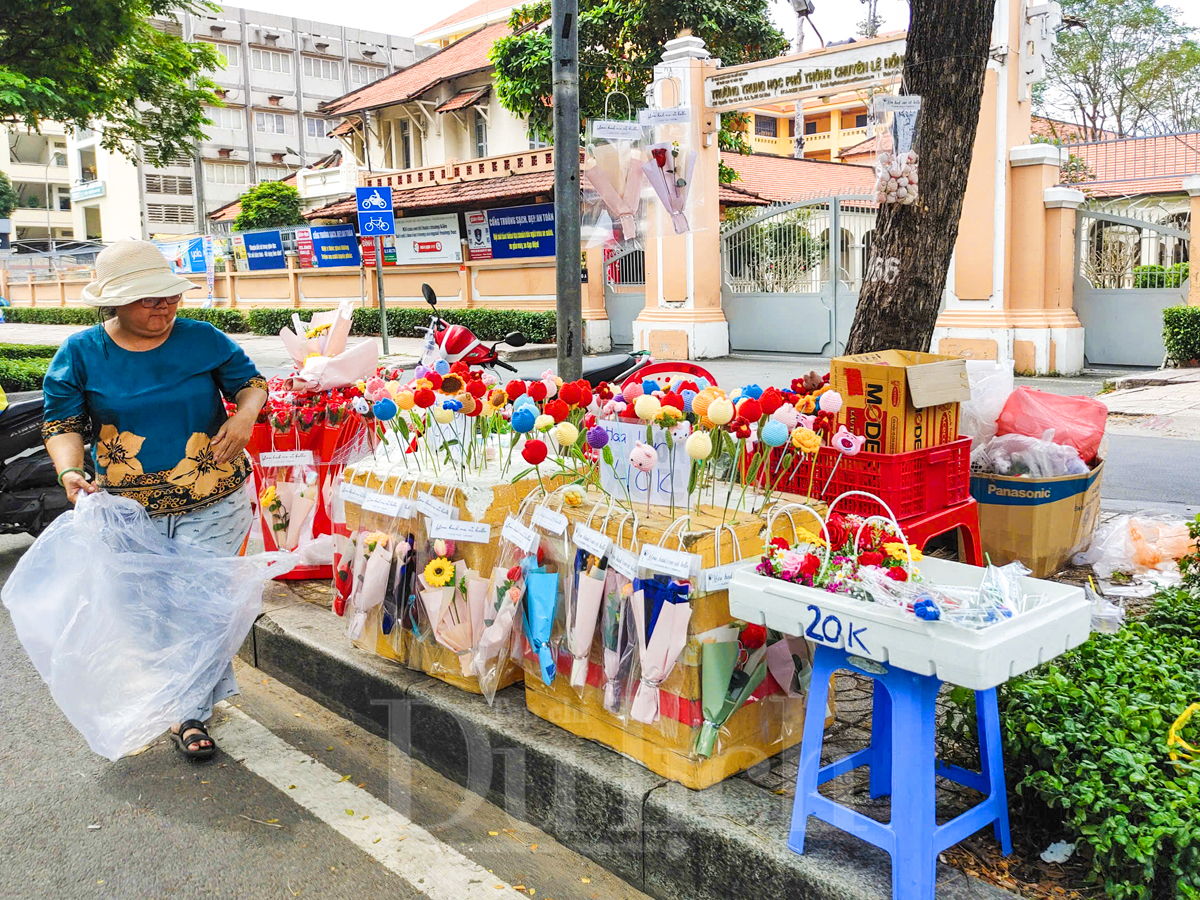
[757,513,919,592]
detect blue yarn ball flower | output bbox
[680,389,697,414]
[372,397,398,420]
[511,406,537,433]
[442,398,463,412]
[913,598,940,621]
[433,359,451,375]
[761,419,788,447]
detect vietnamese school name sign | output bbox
[705,37,905,113]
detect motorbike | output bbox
[418,283,650,387]
[0,391,92,536]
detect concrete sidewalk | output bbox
[1101,368,1200,438]
[241,582,1016,900]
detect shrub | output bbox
[3,307,102,326]
[247,307,334,336]
[350,307,556,343]
[176,308,250,333]
[0,357,50,392]
[1163,306,1200,363]
[992,588,1200,899]
[0,343,59,359]
[1135,263,1190,289]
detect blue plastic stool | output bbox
[792,644,1013,900]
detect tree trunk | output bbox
[844,0,996,355]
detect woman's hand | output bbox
[62,471,100,504]
[211,410,257,465]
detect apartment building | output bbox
[1,6,420,245]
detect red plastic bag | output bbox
[996,387,1107,463]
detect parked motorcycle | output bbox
[418,283,649,387]
[0,391,92,536]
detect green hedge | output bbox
[2,305,557,344]
[1163,305,1200,364]
[0,343,59,360]
[248,306,556,343]
[991,588,1200,899]
[0,357,49,392]
[1134,263,1190,289]
[3,307,102,326]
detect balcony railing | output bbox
[359,148,579,192]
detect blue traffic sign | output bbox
[355,186,395,236]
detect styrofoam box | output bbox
[728,557,1091,690]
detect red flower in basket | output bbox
[887,567,909,582]
[770,536,790,551]
[859,550,884,568]
[799,553,821,578]
[824,514,850,552]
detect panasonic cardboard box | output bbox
[970,462,1104,578]
[832,350,971,454]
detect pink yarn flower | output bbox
[629,441,658,473]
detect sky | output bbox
[235,0,1199,46]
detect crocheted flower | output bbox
[629,441,658,472]
[522,439,548,465]
[791,427,821,455]
[685,431,712,460]
[553,421,579,448]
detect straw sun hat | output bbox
[81,239,196,307]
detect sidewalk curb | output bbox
[239,594,1018,900]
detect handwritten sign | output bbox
[801,603,871,655]
[502,517,539,553]
[259,450,314,468]
[610,547,639,580]
[338,481,367,505]
[532,506,568,535]
[639,107,691,126]
[418,492,453,519]
[362,492,411,518]
[429,519,491,544]
[573,524,612,559]
[592,120,643,140]
[638,544,699,579]
[598,420,691,508]
[703,561,746,592]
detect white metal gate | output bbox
[1075,207,1190,366]
[603,241,645,347]
[720,195,877,354]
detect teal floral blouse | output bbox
[41,318,267,516]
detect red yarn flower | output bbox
[528,381,548,402]
[759,388,784,415]
[651,147,668,167]
[426,371,443,390]
[414,388,436,409]
[559,383,582,407]
[738,398,763,422]
[521,439,548,465]
[739,623,767,650]
[545,399,569,423]
[506,379,527,399]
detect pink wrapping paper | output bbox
[629,590,692,724]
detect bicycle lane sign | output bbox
[355,186,395,236]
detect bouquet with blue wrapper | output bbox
[524,568,559,684]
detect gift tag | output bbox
[259,450,314,468]
[639,544,699,579]
[592,119,643,140]
[338,481,367,505]
[429,518,491,544]
[362,492,410,518]
[573,524,612,559]
[532,506,568,535]
[639,106,691,126]
[610,548,639,581]
[418,491,453,519]
[703,561,744,592]
[502,517,539,554]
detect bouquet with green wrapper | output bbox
[695,624,769,759]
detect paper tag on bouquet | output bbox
[532,506,568,535]
[339,481,367,505]
[429,518,491,544]
[573,524,612,559]
[502,516,539,553]
[418,491,454,519]
[259,450,315,467]
[638,545,699,579]
[362,492,411,518]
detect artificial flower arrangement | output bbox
[411,534,493,678]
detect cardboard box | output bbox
[970,461,1104,578]
[832,350,971,454]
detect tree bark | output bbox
[844,0,997,355]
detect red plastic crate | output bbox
[760,437,972,520]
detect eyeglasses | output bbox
[137,296,182,309]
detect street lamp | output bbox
[790,0,823,53]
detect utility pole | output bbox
[552,0,582,381]
[363,110,389,356]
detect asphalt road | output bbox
[0,532,648,900]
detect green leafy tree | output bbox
[0,172,19,219]
[233,181,304,232]
[0,0,221,166]
[1042,0,1197,138]
[491,0,787,183]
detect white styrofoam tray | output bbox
[728,557,1091,690]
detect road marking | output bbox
[211,705,526,900]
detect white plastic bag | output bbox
[972,432,1089,477]
[2,492,295,761]
[961,360,1014,449]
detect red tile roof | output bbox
[321,24,507,117]
[436,85,490,113]
[1069,133,1200,198]
[719,183,769,206]
[720,151,875,201]
[416,0,513,39]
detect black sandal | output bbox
[172,719,217,761]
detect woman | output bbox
[42,239,268,762]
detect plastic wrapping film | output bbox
[639,77,705,236]
[523,488,576,687]
[473,503,537,705]
[2,492,295,760]
[582,104,645,248]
